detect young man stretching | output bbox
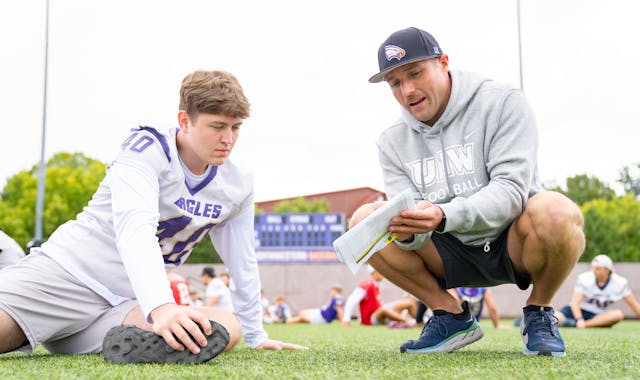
[0,70,306,364]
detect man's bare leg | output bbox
[507,192,585,307]
[584,310,624,327]
[0,309,27,354]
[351,201,460,314]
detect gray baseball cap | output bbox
[369,27,443,83]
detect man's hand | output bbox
[389,200,444,236]
[256,339,308,351]
[150,303,212,354]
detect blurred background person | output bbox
[287,284,345,324]
[449,287,511,330]
[269,296,292,323]
[341,266,416,327]
[0,229,25,270]
[189,289,203,308]
[201,267,233,311]
[556,254,640,328]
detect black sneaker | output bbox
[513,316,523,327]
[400,301,484,354]
[102,321,229,364]
[560,317,577,327]
[521,306,565,357]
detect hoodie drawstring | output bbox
[419,126,454,198]
[439,127,454,196]
[419,127,427,194]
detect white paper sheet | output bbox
[332,188,416,274]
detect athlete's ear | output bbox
[177,110,190,130]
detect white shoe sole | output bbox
[401,323,484,354]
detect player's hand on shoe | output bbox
[256,339,308,351]
[150,303,212,354]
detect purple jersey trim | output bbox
[597,275,612,291]
[136,126,171,162]
[456,287,487,320]
[166,127,219,195]
[320,295,345,322]
[186,166,218,196]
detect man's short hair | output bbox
[179,70,250,119]
[202,267,215,278]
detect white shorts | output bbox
[306,308,328,324]
[0,252,138,354]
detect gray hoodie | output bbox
[377,70,541,248]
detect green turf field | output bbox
[0,320,638,379]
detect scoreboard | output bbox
[254,212,345,248]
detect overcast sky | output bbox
[1,0,638,202]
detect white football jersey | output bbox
[575,271,631,314]
[0,230,25,269]
[38,126,267,347]
[205,277,234,312]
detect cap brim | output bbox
[368,55,440,83]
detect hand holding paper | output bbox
[332,188,416,274]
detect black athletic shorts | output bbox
[430,226,531,290]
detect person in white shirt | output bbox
[268,296,292,323]
[556,254,640,328]
[261,289,276,324]
[0,69,306,364]
[189,290,203,308]
[0,229,25,270]
[201,267,233,312]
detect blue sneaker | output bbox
[400,301,484,354]
[521,306,566,357]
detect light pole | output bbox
[33,0,50,247]
[517,0,524,91]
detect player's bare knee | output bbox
[198,308,241,351]
[612,309,625,322]
[349,203,377,229]
[525,191,584,251]
[221,318,241,351]
[122,306,152,330]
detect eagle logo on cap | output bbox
[384,45,406,61]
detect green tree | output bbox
[580,195,640,262]
[0,152,105,249]
[618,163,640,198]
[186,235,222,264]
[546,174,615,206]
[0,151,226,264]
[272,197,330,213]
